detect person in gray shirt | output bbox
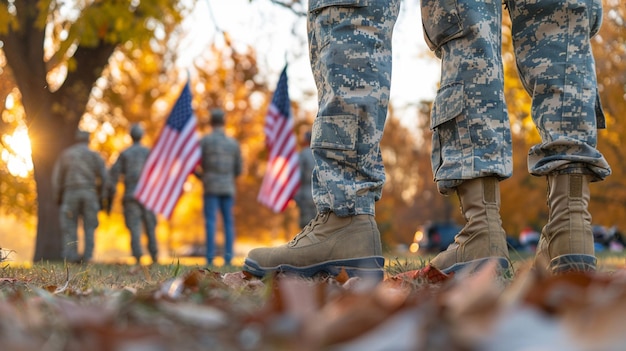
[195,108,242,266]
[108,124,158,265]
[52,129,107,263]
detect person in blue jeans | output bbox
[195,108,243,266]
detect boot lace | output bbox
[289,212,327,244]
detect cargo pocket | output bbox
[431,83,464,130]
[311,114,358,151]
[430,83,465,177]
[309,0,368,12]
[309,0,370,49]
[421,0,463,57]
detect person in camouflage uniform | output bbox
[108,124,158,265]
[52,129,107,263]
[294,130,317,229]
[195,108,243,266]
[244,0,400,281]
[245,0,610,280]
[418,0,610,276]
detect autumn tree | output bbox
[0,1,194,261]
[589,3,626,228]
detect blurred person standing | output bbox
[195,108,243,266]
[52,129,107,263]
[294,130,316,228]
[108,124,158,265]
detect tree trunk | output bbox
[1,2,164,261]
[29,109,76,261]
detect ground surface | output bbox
[1,254,626,350]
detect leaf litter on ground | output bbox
[2,259,626,350]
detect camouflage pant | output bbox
[123,198,158,260]
[59,189,99,261]
[422,0,611,194]
[307,0,401,216]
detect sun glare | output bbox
[2,126,33,178]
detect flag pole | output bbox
[257,65,300,213]
[205,0,222,34]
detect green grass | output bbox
[386,249,626,277]
[1,249,624,294]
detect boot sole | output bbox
[440,257,510,275]
[549,254,597,274]
[243,256,385,281]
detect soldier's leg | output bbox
[508,0,611,273]
[510,0,609,177]
[418,0,511,275]
[124,199,144,263]
[59,194,80,262]
[142,205,158,264]
[244,0,400,280]
[308,1,398,217]
[81,193,100,262]
[422,0,512,193]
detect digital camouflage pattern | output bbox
[244,0,398,278]
[422,0,611,194]
[307,0,401,217]
[52,134,107,262]
[109,136,158,263]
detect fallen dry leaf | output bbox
[385,264,452,288]
[5,263,626,350]
[301,282,411,348]
[222,271,264,290]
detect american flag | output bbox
[258,66,300,213]
[134,82,201,218]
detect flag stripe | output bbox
[158,124,200,215]
[152,124,199,215]
[141,129,177,208]
[135,82,200,218]
[148,120,197,212]
[257,66,300,213]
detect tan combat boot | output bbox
[534,174,596,274]
[430,177,510,274]
[243,212,384,281]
